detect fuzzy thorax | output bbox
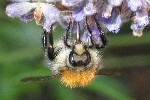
[60,68,97,88]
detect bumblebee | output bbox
[21,15,108,88]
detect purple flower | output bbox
[126,0,142,11]
[5,0,150,37]
[42,4,60,32]
[83,1,97,15]
[6,2,60,32]
[106,15,122,33]
[72,8,86,22]
[130,23,145,37]
[6,2,37,19]
[62,0,84,7]
[135,10,149,28]
[101,4,113,19]
[107,0,123,6]
[98,8,117,24]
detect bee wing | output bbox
[21,74,61,84]
[6,2,37,21]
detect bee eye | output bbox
[69,47,91,67]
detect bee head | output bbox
[69,43,91,67]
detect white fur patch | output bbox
[48,40,103,74]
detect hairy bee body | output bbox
[48,39,102,87]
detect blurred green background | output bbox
[0,1,150,100]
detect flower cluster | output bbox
[6,0,150,39]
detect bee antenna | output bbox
[20,74,61,84]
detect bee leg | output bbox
[64,20,71,48]
[21,74,61,83]
[85,16,94,48]
[42,29,48,56]
[93,14,107,49]
[42,26,55,60]
[47,25,56,60]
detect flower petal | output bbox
[135,10,149,28]
[102,3,113,19]
[72,8,86,22]
[58,11,72,29]
[20,9,35,22]
[126,0,142,11]
[6,2,37,18]
[83,1,97,15]
[107,0,123,6]
[98,8,117,24]
[46,0,61,2]
[62,0,84,7]
[130,23,145,37]
[106,15,122,33]
[41,4,60,32]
